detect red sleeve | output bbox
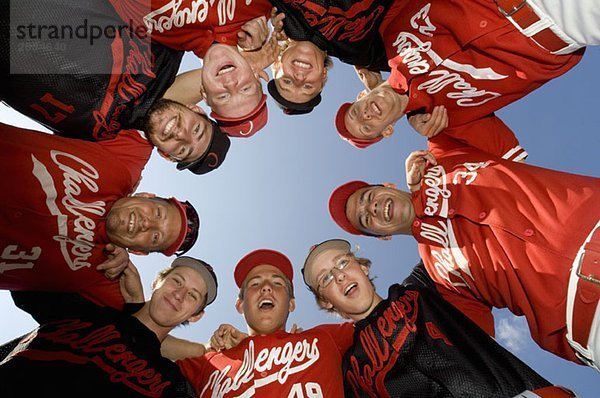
[176,353,211,396]
[98,129,153,187]
[435,285,496,337]
[431,115,528,161]
[312,322,355,354]
[80,278,124,311]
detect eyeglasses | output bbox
[316,255,352,291]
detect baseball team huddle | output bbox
[0,0,599,396]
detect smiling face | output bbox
[344,84,402,140]
[106,195,182,254]
[345,185,415,237]
[201,44,263,118]
[145,100,214,163]
[147,266,208,328]
[307,248,380,321]
[272,41,326,104]
[235,264,295,336]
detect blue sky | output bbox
[1,45,598,393]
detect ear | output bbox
[133,192,155,199]
[288,298,296,313]
[359,263,370,276]
[187,310,205,324]
[317,296,334,311]
[235,298,244,314]
[255,69,269,82]
[382,182,398,189]
[127,249,149,256]
[186,104,206,115]
[377,235,393,241]
[382,125,394,138]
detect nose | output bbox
[332,268,347,283]
[293,72,306,83]
[367,198,378,216]
[260,282,273,293]
[140,215,158,231]
[223,78,238,89]
[361,105,371,120]
[173,287,184,302]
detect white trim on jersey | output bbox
[566,218,600,371]
[502,145,528,162]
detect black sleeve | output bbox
[10,291,97,324]
[400,260,437,290]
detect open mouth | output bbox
[217,64,235,76]
[163,115,177,139]
[292,59,312,69]
[128,212,136,234]
[344,282,358,296]
[370,101,381,116]
[259,299,274,310]
[383,198,393,222]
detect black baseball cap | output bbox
[267,79,322,115]
[171,256,218,306]
[177,121,231,175]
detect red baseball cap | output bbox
[328,180,370,236]
[163,198,200,257]
[211,94,268,138]
[335,103,383,149]
[234,249,294,288]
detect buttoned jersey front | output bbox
[411,135,600,363]
[380,0,583,154]
[177,323,354,397]
[0,124,152,310]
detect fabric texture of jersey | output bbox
[270,0,392,71]
[0,291,195,398]
[0,0,182,141]
[413,134,600,364]
[343,263,553,397]
[0,123,152,310]
[380,0,583,151]
[177,323,354,397]
[110,0,272,58]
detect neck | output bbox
[133,306,171,342]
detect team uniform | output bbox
[270,0,392,71]
[343,263,575,397]
[0,291,195,398]
[0,0,183,140]
[110,0,272,58]
[177,323,354,397]
[0,122,152,310]
[379,0,584,159]
[411,134,600,367]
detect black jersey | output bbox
[343,263,552,397]
[0,0,182,141]
[0,291,195,398]
[269,0,392,71]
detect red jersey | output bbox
[177,323,354,397]
[110,0,272,58]
[0,123,152,310]
[412,135,600,363]
[381,0,583,154]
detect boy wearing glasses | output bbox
[302,239,577,397]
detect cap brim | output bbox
[268,79,321,114]
[172,257,218,306]
[302,239,351,288]
[234,249,293,288]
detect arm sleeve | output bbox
[313,322,355,354]
[10,291,97,324]
[432,114,528,161]
[434,286,496,337]
[176,354,210,396]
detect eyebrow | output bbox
[174,272,203,296]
